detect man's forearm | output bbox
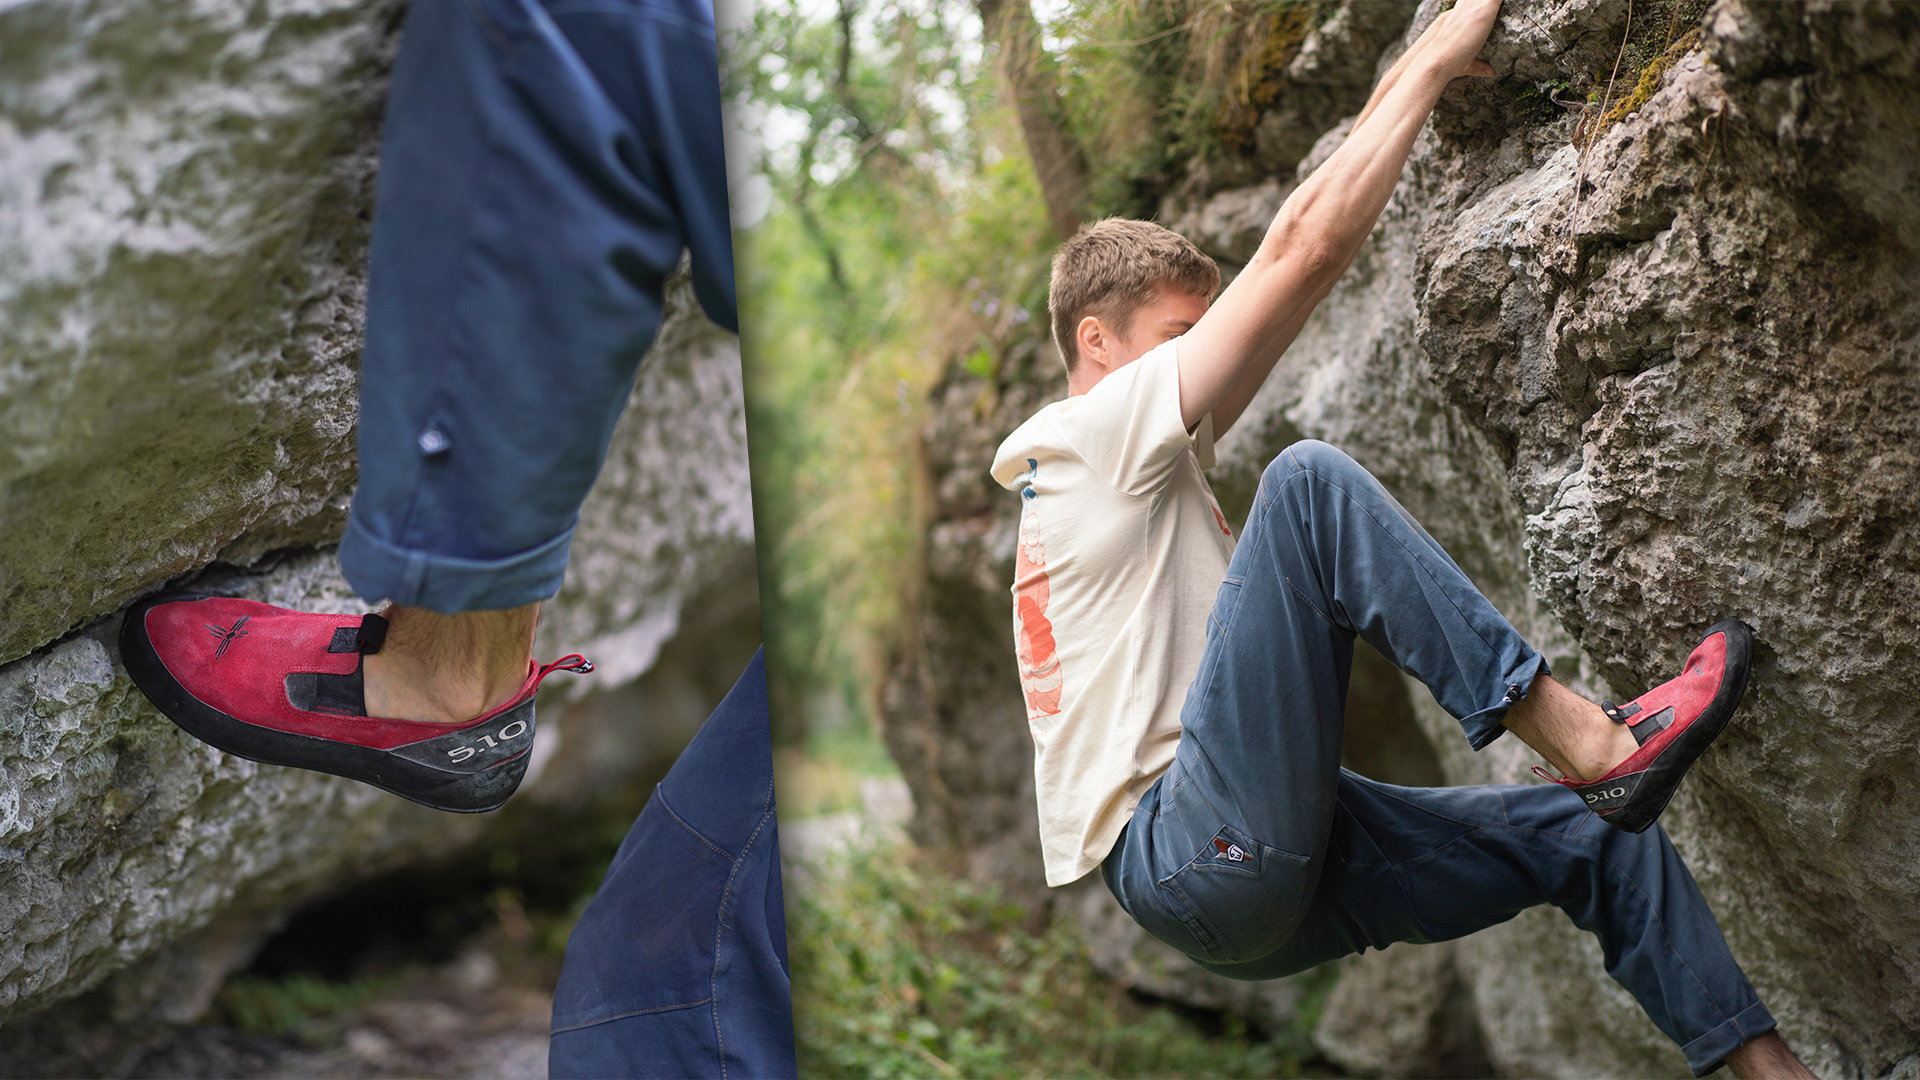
[1269,0,1499,278]
[1205,8,1487,436]
[1352,18,1428,132]
[1255,55,1452,287]
[1174,0,1501,431]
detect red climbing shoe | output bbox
[119,591,592,813]
[1534,619,1754,833]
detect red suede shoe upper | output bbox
[1587,629,1730,783]
[142,596,540,751]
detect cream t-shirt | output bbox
[989,338,1236,886]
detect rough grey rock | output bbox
[1409,2,1914,1074]
[0,0,760,1064]
[1312,941,1490,1079]
[1070,877,1322,1040]
[1163,176,1291,267]
[1176,0,1419,198]
[1232,0,1920,1074]
[1289,1,1421,88]
[0,280,757,1053]
[892,0,1920,1075]
[0,0,403,665]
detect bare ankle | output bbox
[1571,714,1640,782]
[1725,1030,1816,1079]
[1503,675,1638,782]
[362,603,540,723]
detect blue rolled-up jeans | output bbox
[339,0,736,612]
[1101,441,1773,1076]
[549,649,796,1079]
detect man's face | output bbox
[1107,289,1211,369]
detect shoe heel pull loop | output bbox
[1531,765,1565,784]
[534,654,595,686]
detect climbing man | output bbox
[991,0,1813,1075]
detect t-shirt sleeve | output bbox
[1192,411,1217,470]
[1057,339,1197,496]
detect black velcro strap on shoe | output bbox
[327,614,389,655]
[1629,705,1673,746]
[357,613,388,654]
[1601,700,1642,723]
[286,668,369,716]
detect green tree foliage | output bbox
[728,0,1054,742]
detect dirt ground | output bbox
[128,930,556,1080]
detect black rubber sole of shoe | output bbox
[1582,618,1754,834]
[119,591,531,813]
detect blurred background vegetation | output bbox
[728,1,1348,1075]
[788,838,1322,1079]
[730,0,1041,764]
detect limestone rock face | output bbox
[883,339,1058,899]
[0,0,400,665]
[0,291,757,1061]
[1312,942,1490,1079]
[0,0,759,1063]
[892,0,1920,1074]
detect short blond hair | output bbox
[1048,218,1220,373]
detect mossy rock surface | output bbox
[0,0,761,1062]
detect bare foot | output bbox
[361,603,540,722]
[1502,674,1642,781]
[1725,1030,1817,1079]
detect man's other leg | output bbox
[341,0,735,715]
[549,650,795,1080]
[120,0,733,805]
[1102,440,1789,1075]
[1198,773,1777,1078]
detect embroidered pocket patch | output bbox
[1192,824,1264,876]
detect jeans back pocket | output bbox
[1156,824,1313,964]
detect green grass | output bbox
[778,720,906,819]
[791,840,1319,1079]
[211,972,402,1044]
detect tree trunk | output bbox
[977,0,1091,240]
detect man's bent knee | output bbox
[1263,439,1359,488]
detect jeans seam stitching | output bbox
[551,997,715,1032]
[653,789,738,861]
[1264,456,1517,695]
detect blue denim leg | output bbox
[1103,441,1770,1075]
[340,0,736,612]
[549,649,796,1079]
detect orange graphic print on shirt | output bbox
[1013,462,1062,720]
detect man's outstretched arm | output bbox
[1181,0,1502,435]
